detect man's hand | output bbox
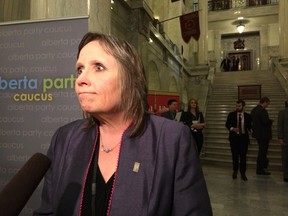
[278,139,284,145]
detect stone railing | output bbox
[206,0,279,11]
[271,57,288,96]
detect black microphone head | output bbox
[0,153,51,216]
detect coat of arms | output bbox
[234,38,245,50]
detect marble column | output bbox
[30,0,110,34]
[88,0,111,34]
[197,0,208,65]
[30,0,87,20]
[0,0,30,21]
[279,0,288,59]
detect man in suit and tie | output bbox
[161,99,178,120]
[251,97,273,175]
[226,99,252,181]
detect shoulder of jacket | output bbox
[150,114,187,131]
[55,119,90,136]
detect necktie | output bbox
[171,111,176,120]
[238,113,242,134]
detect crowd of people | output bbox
[161,95,288,184]
[220,55,240,72]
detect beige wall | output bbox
[268,23,279,46]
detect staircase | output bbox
[201,70,287,171]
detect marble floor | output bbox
[202,165,288,216]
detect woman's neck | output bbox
[96,112,132,133]
[190,108,196,114]
[100,120,131,135]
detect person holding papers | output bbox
[181,98,205,155]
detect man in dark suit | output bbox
[277,100,288,182]
[161,99,178,120]
[251,97,273,175]
[226,99,252,181]
[220,56,231,72]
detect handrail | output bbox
[201,62,216,116]
[206,0,279,12]
[271,57,288,96]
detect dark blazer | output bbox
[250,105,273,140]
[34,115,212,216]
[225,111,252,143]
[278,108,288,142]
[161,110,176,120]
[181,111,204,129]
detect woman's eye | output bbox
[95,63,105,71]
[76,67,84,76]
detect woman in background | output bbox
[181,98,205,155]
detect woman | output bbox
[33,32,212,216]
[181,98,205,155]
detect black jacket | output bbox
[251,105,273,139]
[225,111,252,143]
[34,115,212,216]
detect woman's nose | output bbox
[76,72,91,86]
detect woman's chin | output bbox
[80,105,94,113]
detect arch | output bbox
[169,76,178,92]
[181,89,188,111]
[147,60,161,90]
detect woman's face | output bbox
[75,41,122,116]
[190,100,197,108]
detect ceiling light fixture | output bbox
[236,22,245,34]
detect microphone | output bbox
[0,153,51,216]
